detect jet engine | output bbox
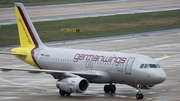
[56,77,89,93]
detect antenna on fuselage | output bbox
[136,51,139,54]
[69,46,71,49]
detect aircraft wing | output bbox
[154,53,169,62]
[0,51,97,79]
[0,67,98,79]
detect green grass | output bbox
[0,0,109,8]
[0,10,180,46]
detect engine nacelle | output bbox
[56,77,89,93]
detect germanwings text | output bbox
[73,53,127,66]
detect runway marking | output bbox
[0,97,19,101]
[115,95,127,98]
[154,96,169,99]
[148,92,155,94]
[146,98,153,100]
[100,40,124,43]
[110,40,125,42]
[0,78,49,91]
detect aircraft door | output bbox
[125,57,135,75]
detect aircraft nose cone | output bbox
[154,69,166,83]
[158,71,166,82]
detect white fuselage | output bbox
[34,47,166,86]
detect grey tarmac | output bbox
[0,29,180,101]
[0,0,180,25]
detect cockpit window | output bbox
[149,64,161,68]
[149,64,157,68]
[144,64,150,68]
[140,64,144,68]
[140,64,161,68]
[156,64,161,68]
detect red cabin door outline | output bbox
[125,57,135,75]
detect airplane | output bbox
[0,2,168,100]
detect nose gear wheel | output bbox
[136,85,144,99]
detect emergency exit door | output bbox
[125,57,135,75]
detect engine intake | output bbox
[56,77,89,93]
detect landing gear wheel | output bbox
[66,92,71,96]
[104,84,116,93]
[136,93,143,99]
[139,93,144,99]
[110,85,116,93]
[59,89,71,96]
[59,89,65,96]
[135,85,143,99]
[104,85,110,93]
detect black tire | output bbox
[110,85,116,93]
[136,93,143,99]
[66,92,71,96]
[136,93,140,99]
[139,93,144,99]
[104,85,110,93]
[59,89,65,96]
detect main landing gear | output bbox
[103,84,144,100]
[104,83,116,93]
[136,85,144,99]
[59,89,71,96]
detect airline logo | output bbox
[73,53,127,66]
[18,18,32,44]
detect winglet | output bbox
[163,53,167,57]
[154,53,169,62]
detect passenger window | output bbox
[140,64,144,68]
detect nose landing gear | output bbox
[136,85,144,99]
